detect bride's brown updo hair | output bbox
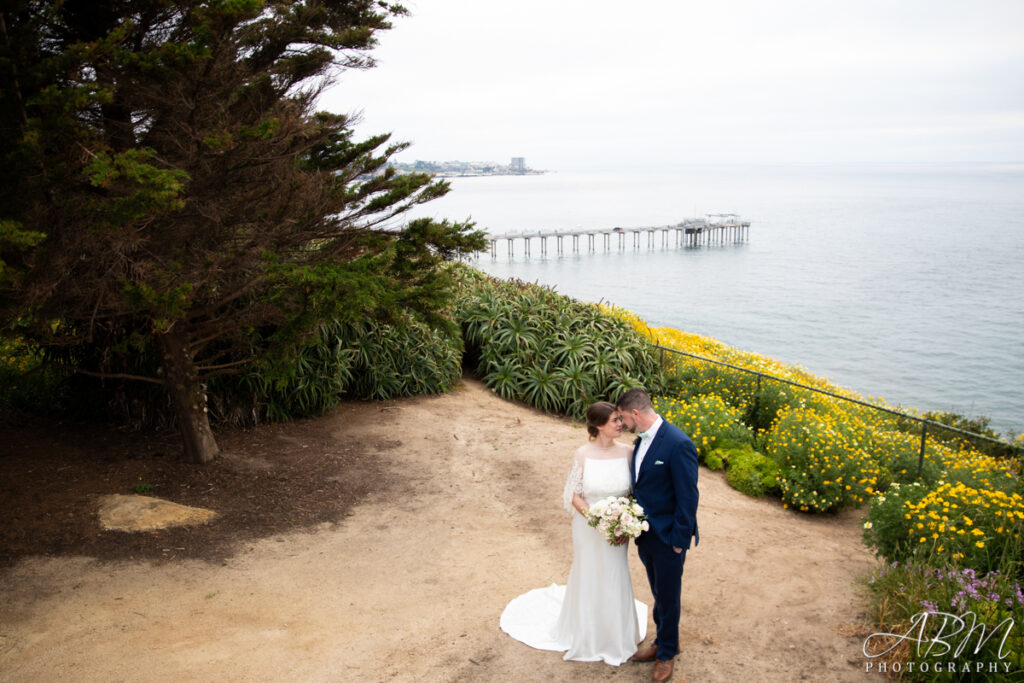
[585,401,617,439]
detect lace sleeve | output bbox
[562,453,584,512]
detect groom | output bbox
[617,388,699,683]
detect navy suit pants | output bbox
[636,532,686,661]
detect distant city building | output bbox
[386,158,542,177]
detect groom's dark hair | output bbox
[616,388,653,413]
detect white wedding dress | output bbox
[500,444,647,666]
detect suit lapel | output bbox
[630,438,640,487]
[638,428,666,481]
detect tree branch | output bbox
[0,13,29,127]
[194,358,251,372]
[73,367,164,385]
[186,277,264,321]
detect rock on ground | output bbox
[96,494,217,532]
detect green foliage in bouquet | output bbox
[455,268,662,417]
[652,394,753,460]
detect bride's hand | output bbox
[572,493,589,517]
[610,535,628,546]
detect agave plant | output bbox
[589,347,618,392]
[551,333,594,367]
[521,362,564,413]
[237,318,358,422]
[605,374,648,401]
[483,358,525,401]
[553,360,597,418]
[452,264,664,415]
[491,315,540,352]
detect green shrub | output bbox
[864,480,1024,574]
[764,405,879,512]
[861,481,933,562]
[238,314,462,422]
[923,409,1019,460]
[0,336,71,414]
[863,560,1024,679]
[653,394,753,460]
[456,271,662,417]
[704,451,725,470]
[932,440,1020,495]
[743,380,822,436]
[660,355,830,435]
[870,428,945,489]
[725,446,782,498]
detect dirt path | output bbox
[1,379,881,681]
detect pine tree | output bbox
[0,1,485,462]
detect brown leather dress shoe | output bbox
[652,658,675,682]
[632,643,659,662]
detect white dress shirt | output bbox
[633,415,664,479]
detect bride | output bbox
[500,401,646,665]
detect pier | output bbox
[485,214,750,258]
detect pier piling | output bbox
[485,216,750,259]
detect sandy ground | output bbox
[0,378,883,682]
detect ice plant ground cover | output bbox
[610,306,1024,678]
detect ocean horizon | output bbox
[404,163,1024,436]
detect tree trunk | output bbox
[158,329,220,464]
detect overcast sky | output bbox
[318,0,1024,169]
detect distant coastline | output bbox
[389,158,546,178]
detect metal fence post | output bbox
[917,421,928,480]
[752,374,762,445]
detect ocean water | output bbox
[405,164,1024,435]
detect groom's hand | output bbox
[673,547,682,554]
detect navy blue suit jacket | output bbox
[630,419,700,549]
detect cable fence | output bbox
[654,344,1022,479]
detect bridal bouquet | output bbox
[586,496,649,545]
